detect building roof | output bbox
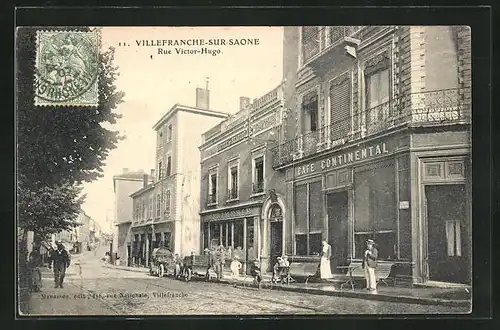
[152,103,230,130]
[113,170,151,193]
[129,183,155,199]
[113,171,148,180]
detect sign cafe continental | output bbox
[295,141,392,178]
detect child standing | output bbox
[230,256,242,286]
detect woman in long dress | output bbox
[320,240,333,279]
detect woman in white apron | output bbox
[320,240,333,279]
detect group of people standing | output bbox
[317,239,379,292]
[201,238,379,291]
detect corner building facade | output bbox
[274,26,472,284]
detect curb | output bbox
[216,278,470,308]
[105,264,470,308]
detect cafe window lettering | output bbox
[354,161,397,260]
[294,181,323,256]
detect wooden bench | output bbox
[288,255,320,284]
[339,260,394,290]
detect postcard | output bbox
[16,25,472,316]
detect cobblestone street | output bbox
[26,250,470,315]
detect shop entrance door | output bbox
[327,191,349,273]
[425,184,469,284]
[270,221,283,266]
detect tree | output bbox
[17,26,124,239]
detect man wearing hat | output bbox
[362,239,378,292]
[49,241,71,288]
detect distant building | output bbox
[51,209,96,253]
[130,85,230,267]
[113,169,153,265]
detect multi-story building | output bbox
[272,26,471,285]
[130,86,229,266]
[113,169,153,265]
[199,84,286,272]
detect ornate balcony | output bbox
[301,26,364,73]
[271,88,471,168]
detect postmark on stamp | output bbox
[34,30,100,107]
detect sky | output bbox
[82,27,284,233]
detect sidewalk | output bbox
[25,267,120,315]
[104,263,471,307]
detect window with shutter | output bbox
[302,91,319,134]
[156,193,161,217]
[164,190,171,215]
[166,156,172,177]
[329,74,351,142]
[365,68,390,131]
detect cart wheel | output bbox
[149,266,154,276]
[159,264,165,278]
[184,268,192,282]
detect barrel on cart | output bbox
[149,247,176,278]
[181,254,215,282]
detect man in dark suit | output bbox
[49,241,71,288]
[362,239,378,292]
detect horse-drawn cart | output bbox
[149,247,177,278]
[181,254,215,282]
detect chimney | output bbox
[196,87,210,110]
[239,96,251,110]
[143,174,149,188]
[122,168,130,174]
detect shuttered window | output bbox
[329,74,351,141]
[302,91,319,133]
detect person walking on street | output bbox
[49,241,71,288]
[362,239,378,292]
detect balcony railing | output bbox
[302,26,365,63]
[272,88,471,168]
[201,84,284,144]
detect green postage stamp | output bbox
[34,30,100,107]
